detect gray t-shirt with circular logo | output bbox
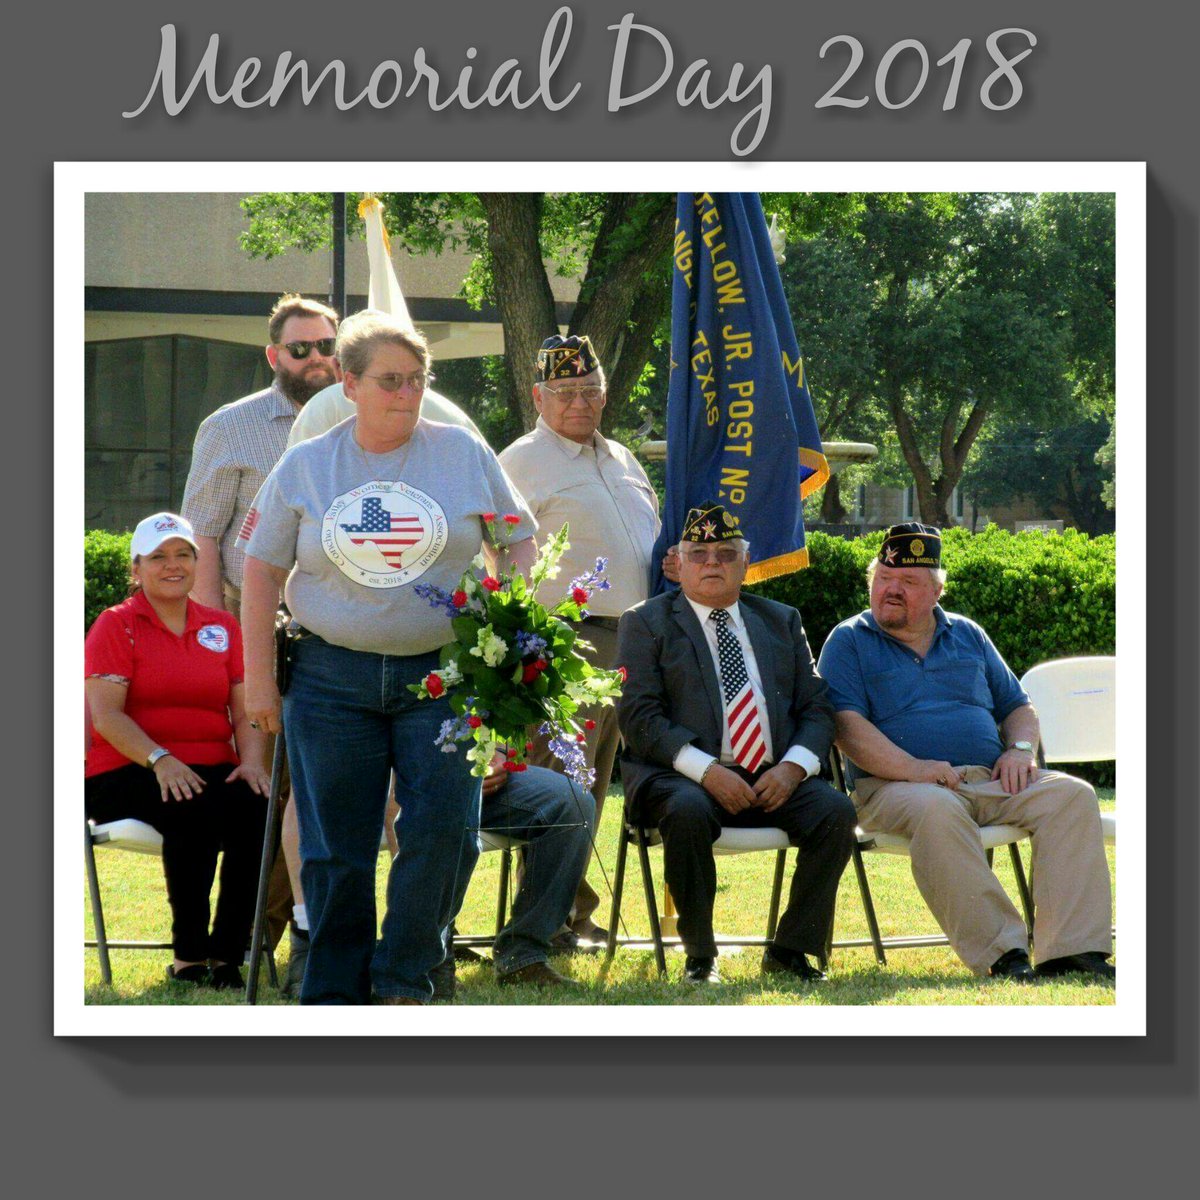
[242,418,536,656]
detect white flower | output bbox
[440,659,463,686]
[471,553,487,572]
[469,627,508,668]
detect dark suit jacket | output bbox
[616,589,835,822]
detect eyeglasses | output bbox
[360,371,431,393]
[541,385,604,404]
[280,338,337,359]
[681,546,742,564]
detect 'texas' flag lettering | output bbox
[339,497,425,568]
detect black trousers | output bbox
[641,769,856,958]
[86,763,267,964]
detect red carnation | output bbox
[617,666,628,682]
[534,658,548,671]
[507,747,518,758]
[524,741,534,753]
[502,760,519,773]
[513,762,528,772]
[424,673,445,698]
[584,719,596,730]
[575,732,586,743]
[481,512,496,523]
[481,576,501,592]
[467,715,483,729]
[502,514,521,526]
[572,587,590,605]
[451,590,468,608]
[521,664,541,684]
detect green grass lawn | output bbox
[84,789,1117,1007]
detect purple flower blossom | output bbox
[413,583,460,617]
[538,721,595,789]
[515,630,549,660]
[569,557,612,594]
[435,715,473,753]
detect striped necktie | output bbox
[710,607,767,773]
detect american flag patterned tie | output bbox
[710,608,767,773]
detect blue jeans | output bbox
[284,634,480,1004]
[484,766,595,975]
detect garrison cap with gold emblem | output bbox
[877,522,942,568]
[681,502,743,544]
[537,334,601,382]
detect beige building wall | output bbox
[85,193,581,359]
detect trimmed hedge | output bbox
[84,529,133,630]
[83,525,1116,782]
[751,526,1116,786]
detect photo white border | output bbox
[57,160,1146,1036]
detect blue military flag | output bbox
[651,192,828,592]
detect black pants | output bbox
[641,770,857,958]
[86,763,267,964]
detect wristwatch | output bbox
[1008,740,1035,755]
[145,747,172,770]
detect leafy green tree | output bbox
[239,191,862,437]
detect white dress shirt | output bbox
[672,596,821,784]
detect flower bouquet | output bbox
[409,516,624,787]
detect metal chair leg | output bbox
[604,827,628,968]
[852,842,886,965]
[1008,842,1034,938]
[635,828,668,977]
[495,848,512,938]
[764,848,787,941]
[84,819,112,986]
[246,731,287,1005]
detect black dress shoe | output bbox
[1035,952,1116,980]
[762,945,827,982]
[684,955,722,984]
[989,947,1036,981]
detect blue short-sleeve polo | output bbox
[817,607,1030,784]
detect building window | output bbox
[902,485,916,520]
[950,485,965,522]
[86,335,272,531]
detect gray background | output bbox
[16,0,1195,1191]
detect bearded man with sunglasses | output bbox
[182,292,339,965]
[616,504,856,985]
[498,335,663,946]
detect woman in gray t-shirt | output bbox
[241,313,536,1005]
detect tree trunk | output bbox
[571,194,676,425]
[479,193,560,431]
[821,475,847,524]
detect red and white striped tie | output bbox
[710,608,767,773]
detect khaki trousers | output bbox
[854,767,1112,975]
[525,620,619,928]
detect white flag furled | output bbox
[358,195,414,328]
[355,195,482,439]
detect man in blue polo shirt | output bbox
[818,523,1113,982]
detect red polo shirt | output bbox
[84,591,244,778]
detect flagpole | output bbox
[330,192,346,317]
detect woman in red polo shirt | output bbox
[85,512,270,990]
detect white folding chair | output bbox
[1019,656,1116,844]
[85,816,278,987]
[603,821,792,976]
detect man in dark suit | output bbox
[616,503,856,984]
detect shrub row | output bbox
[83,525,1116,782]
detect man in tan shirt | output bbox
[499,335,661,943]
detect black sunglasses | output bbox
[280,338,337,359]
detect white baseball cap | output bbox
[130,512,200,561]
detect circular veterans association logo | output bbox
[322,481,447,589]
[197,624,230,653]
[911,539,925,557]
